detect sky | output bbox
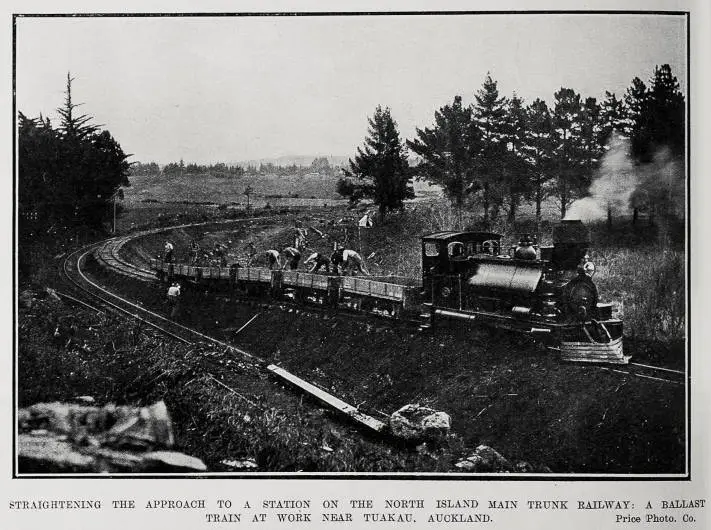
[16,13,687,165]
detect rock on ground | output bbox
[18,400,204,473]
[389,404,451,442]
[455,445,513,472]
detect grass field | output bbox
[126,171,344,205]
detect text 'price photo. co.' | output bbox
[14,11,688,477]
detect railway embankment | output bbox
[18,285,475,472]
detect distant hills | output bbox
[233,155,350,168]
[231,153,422,168]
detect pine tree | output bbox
[18,113,62,225]
[523,99,555,228]
[472,73,508,224]
[57,73,99,141]
[20,73,131,229]
[339,106,414,214]
[579,97,604,183]
[551,87,588,218]
[623,77,651,160]
[407,95,479,228]
[599,91,626,145]
[501,94,532,223]
[647,64,685,157]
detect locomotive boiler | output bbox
[422,220,627,363]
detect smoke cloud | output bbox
[565,132,685,227]
[565,133,638,222]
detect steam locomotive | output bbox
[422,220,626,363]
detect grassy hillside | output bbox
[125,171,344,206]
[123,170,443,210]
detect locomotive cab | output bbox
[422,231,503,296]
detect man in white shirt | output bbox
[167,282,181,317]
[164,241,175,263]
[331,247,369,275]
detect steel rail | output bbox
[54,289,106,314]
[68,244,262,358]
[597,366,685,386]
[628,361,685,375]
[61,245,191,345]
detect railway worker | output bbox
[215,242,229,267]
[332,247,370,276]
[580,254,596,277]
[342,248,370,275]
[281,246,302,270]
[304,252,330,273]
[265,249,281,270]
[167,282,181,318]
[164,241,175,263]
[330,246,345,274]
[245,241,256,265]
[294,223,309,250]
[188,240,200,265]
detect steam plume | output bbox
[565,133,685,230]
[565,133,638,222]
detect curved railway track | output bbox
[61,242,260,358]
[58,232,392,435]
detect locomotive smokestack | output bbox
[552,220,590,269]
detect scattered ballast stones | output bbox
[389,404,451,442]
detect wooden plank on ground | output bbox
[267,364,387,434]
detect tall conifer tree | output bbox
[338,106,413,214]
[472,74,508,224]
[407,96,479,228]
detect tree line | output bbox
[132,157,343,178]
[339,65,685,224]
[19,74,130,231]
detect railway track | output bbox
[61,242,258,355]
[614,361,686,386]
[93,236,156,282]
